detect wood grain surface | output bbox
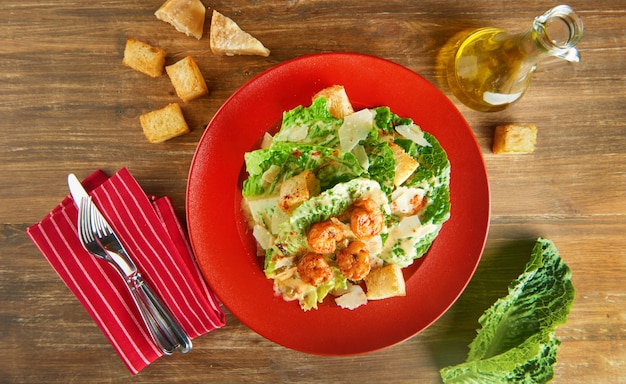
[1,0,625,383]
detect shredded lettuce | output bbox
[440,238,575,384]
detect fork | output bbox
[77,196,192,355]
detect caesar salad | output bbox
[241,86,451,311]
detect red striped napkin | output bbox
[26,168,225,374]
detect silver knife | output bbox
[67,173,192,355]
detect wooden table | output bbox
[2,0,624,382]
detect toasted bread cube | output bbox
[389,143,419,186]
[492,124,537,154]
[313,85,354,118]
[365,264,406,300]
[278,170,320,213]
[166,56,208,102]
[122,38,166,78]
[140,103,190,143]
[155,0,206,40]
[209,10,270,57]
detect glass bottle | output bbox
[445,5,584,112]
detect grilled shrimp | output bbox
[307,220,345,254]
[297,252,333,286]
[336,240,371,281]
[350,198,384,240]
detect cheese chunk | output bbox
[395,124,431,147]
[155,0,206,40]
[339,108,375,153]
[210,10,270,57]
[335,284,368,310]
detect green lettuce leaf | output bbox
[396,133,451,225]
[301,266,348,311]
[268,178,384,261]
[440,238,575,384]
[275,97,343,147]
[440,330,560,384]
[362,127,396,195]
[242,142,365,198]
[373,106,413,133]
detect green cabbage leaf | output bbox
[440,238,575,384]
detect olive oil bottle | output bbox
[445,5,583,112]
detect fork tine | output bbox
[78,196,103,257]
[89,200,110,239]
[78,197,91,243]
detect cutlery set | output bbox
[68,174,192,355]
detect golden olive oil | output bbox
[446,27,535,112]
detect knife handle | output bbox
[127,273,193,355]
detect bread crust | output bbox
[364,264,406,300]
[312,85,354,118]
[140,103,190,143]
[389,143,419,186]
[165,56,208,102]
[122,38,166,78]
[492,124,538,154]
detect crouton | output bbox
[313,85,354,118]
[139,103,190,143]
[492,124,537,154]
[365,264,406,300]
[278,170,320,212]
[389,143,419,186]
[122,38,166,78]
[155,0,206,40]
[209,10,270,57]
[165,56,208,102]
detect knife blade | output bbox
[68,173,136,276]
[67,173,90,210]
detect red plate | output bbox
[187,53,490,355]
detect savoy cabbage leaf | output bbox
[440,238,575,384]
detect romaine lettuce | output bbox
[242,142,365,198]
[362,128,396,195]
[275,97,343,147]
[440,238,575,384]
[396,133,451,226]
[373,106,413,133]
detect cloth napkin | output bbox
[26,168,225,374]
